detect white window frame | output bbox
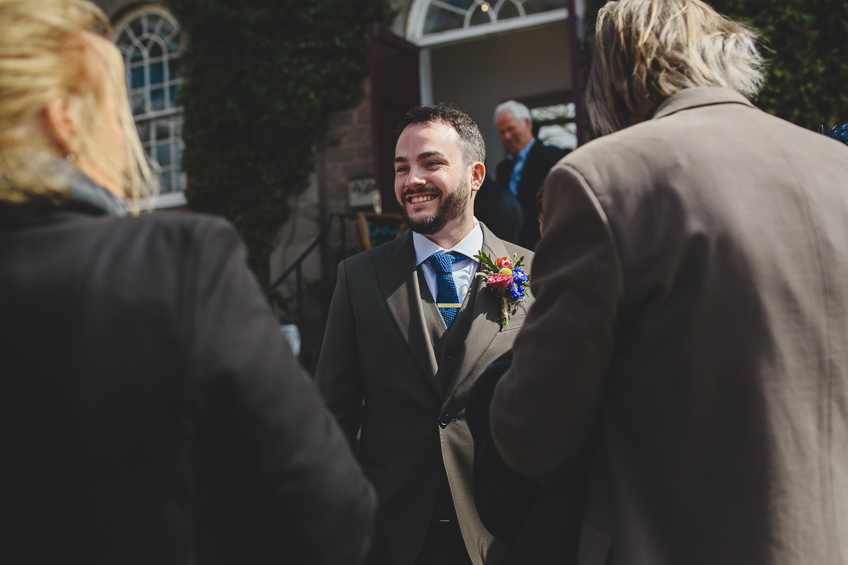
[407,0,568,47]
[112,5,186,208]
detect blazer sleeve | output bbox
[467,350,541,542]
[490,163,623,483]
[314,260,364,446]
[187,218,375,565]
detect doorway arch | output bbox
[407,0,568,46]
[406,0,583,164]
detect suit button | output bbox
[439,413,451,428]
[446,350,455,359]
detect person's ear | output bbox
[43,98,78,157]
[470,161,485,193]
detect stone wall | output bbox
[324,82,376,217]
[268,80,377,367]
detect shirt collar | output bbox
[508,137,536,162]
[413,217,483,266]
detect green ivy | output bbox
[166,0,393,286]
[582,0,848,133]
[706,0,848,132]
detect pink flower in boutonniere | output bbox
[486,273,514,289]
[473,251,531,327]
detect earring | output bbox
[66,152,76,163]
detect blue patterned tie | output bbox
[429,252,465,328]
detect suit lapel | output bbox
[373,232,442,397]
[519,142,542,193]
[446,224,510,397]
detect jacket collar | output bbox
[0,163,127,222]
[375,222,511,399]
[445,222,509,398]
[65,171,128,216]
[376,231,441,395]
[653,87,754,121]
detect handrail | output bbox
[265,213,339,302]
[265,211,403,324]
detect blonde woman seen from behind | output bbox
[0,1,376,563]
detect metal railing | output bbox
[264,213,354,325]
[264,211,404,329]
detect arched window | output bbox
[113,6,186,206]
[408,0,568,46]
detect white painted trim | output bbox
[575,0,586,18]
[574,0,587,41]
[112,5,186,203]
[407,0,431,41]
[411,9,567,48]
[141,190,187,210]
[132,107,182,122]
[111,4,176,41]
[420,49,433,105]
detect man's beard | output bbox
[400,178,469,235]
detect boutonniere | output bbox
[473,251,530,326]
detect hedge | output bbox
[167,0,393,286]
[581,0,848,132]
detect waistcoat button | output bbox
[439,413,451,428]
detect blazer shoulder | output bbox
[40,210,240,268]
[337,230,412,275]
[481,225,534,266]
[505,240,533,257]
[132,210,235,239]
[77,210,237,250]
[504,241,534,269]
[71,213,246,297]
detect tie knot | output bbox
[429,252,464,274]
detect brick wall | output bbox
[269,80,377,367]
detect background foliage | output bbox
[582,0,848,133]
[167,0,393,286]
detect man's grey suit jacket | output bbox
[317,223,533,565]
[491,87,848,565]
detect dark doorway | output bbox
[369,26,420,214]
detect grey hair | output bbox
[586,0,765,135]
[493,100,532,126]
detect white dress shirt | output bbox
[413,218,483,305]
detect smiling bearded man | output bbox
[399,174,468,236]
[316,103,534,565]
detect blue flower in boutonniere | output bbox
[473,251,531,327]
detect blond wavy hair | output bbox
[586,0,765,135]
[0,0,156,212]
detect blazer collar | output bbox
[375,231,442,397]
[653,87,754,121]
[445,222,511,397]
[375,224,515,399]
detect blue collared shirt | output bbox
[413,218,483,305]
[508,137,536,196]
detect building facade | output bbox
[94,0,585,334]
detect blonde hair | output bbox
[0,0,156,212]
[586,0,765,135]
